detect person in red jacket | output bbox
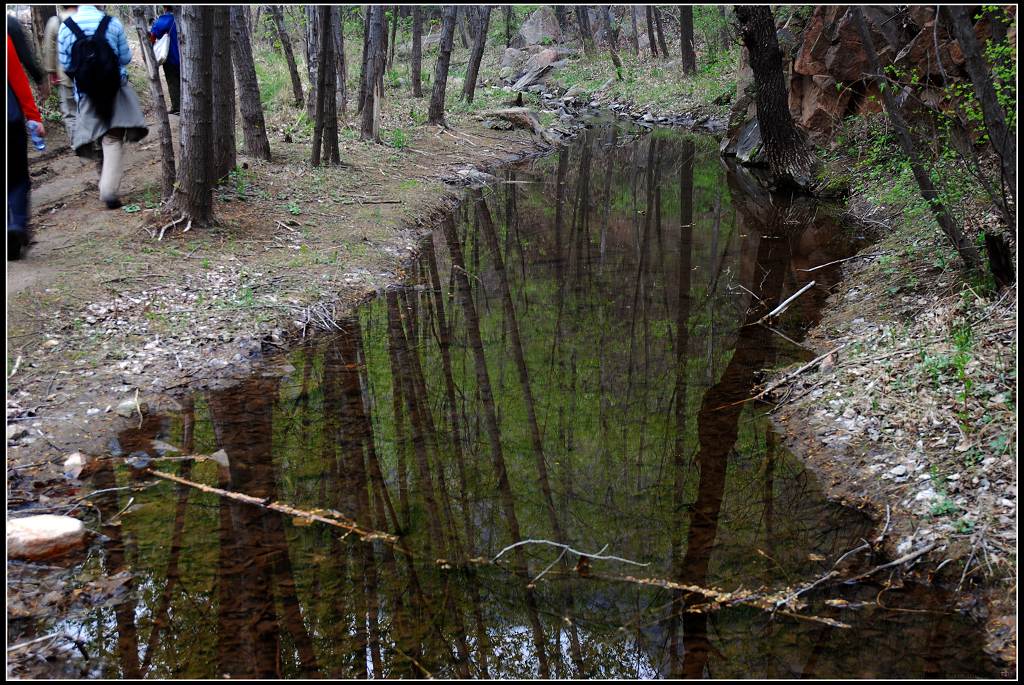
[8,34,47,260]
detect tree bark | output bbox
[230,5,272,161]
[312,5,339,164]
[387,5,398,71]
[630,6,641,55]
[575,6,596,57]
[270,6,304,107]
[718,6,731,52]
[357,6,370,114]
[304,5,319,120]
[943,5,1016,211]
[679,7,696,74]
[462,6,491,103]
[411,7,423,97]
[504,5,513,47]
[427,7,458,126]
[851,7,981,272]
[653,6,669,57]
[601,6,624,80]
[211,6,236,181]
[131,6,175,199]
[174,6,215,224]
[735,5,818,188]
[333,6,347,120]
[645,6,659,58]
[360,5,386,142]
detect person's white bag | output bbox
[153,34,170,65]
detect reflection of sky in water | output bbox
[33,122,996,679]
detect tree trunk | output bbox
[735,5,818,188]
[174,6,215,224]
[131,6,175,199]
[601,6,624,80]
[333,6,347,121]
[851,7,981,272]
[31,5,56,55]
[357,6,370,114]
[554,7,569,34]
[427,7,458,126]
[210,6,236,181]
[462,7,491,103]
[270,6,304,107]
[630,7,640,55]
[718,6,731,52]
[411,7,423,97]
[361,5,386,142]
[653,6,669,57]
[504,5,513,47]
[230,6,272,161]
[942,5,1016,212]
[575,6,596,57]
[645,6,659,58]
[312,5,339,164]
[305,5,319,120]
[456,6,471,49]
[387,6,398,71]
[679,7,696,74]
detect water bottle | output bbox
[27,121,46,152]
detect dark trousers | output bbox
[163,61,181,112]
[8,90,30,232]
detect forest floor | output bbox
[762,126,1017,667]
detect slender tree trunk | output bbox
[311,5,339,164]
[653,6,669,57]
[387,6,398,71]
[357,7,370,113]
[504,5,513,47]
[575,6,596,57]
[462,7,491,103]
[411,7,423,97]
[601,6,624,80]
[943,5,1016,211]
[270,6,304,107]
[735,5,818,188]
[230,6,272,161]
[333,6,347,121]
[718,6,731,52]
[851,7,981,272]
[630,6,641,55]
[456,6,471,49]
[131,7,175,199]
[645,6,659,58]
[428,7,458,126]
[679,6,696,74]
[174,6,214,224]
[304,5,320,120]
[211,6,236,180]
[361,5,386,142]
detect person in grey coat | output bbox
[58,4,148,209]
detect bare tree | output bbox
[504,5,513,47]
[210,6,236,180]
[312,5,340,164]
[653,6,669,57]
[645,6,659,58]
[361,5,386,142]
[851,7,981,272]
[131,6,175,198]
[601,6,624,80]
[304,5,320,120]
[942,5,1016,212]
[427,7,458,126]
[679,6,696,74]
[411,6,423,97]
[630,6,640,55]
[386,6,398,71]
[462,6,491,103]
[333,6,347,120]
[269,6,304,107]
[230,5,271,161]
[735,5,818,188]
[174,6,215,224]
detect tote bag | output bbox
[153,34,170,66]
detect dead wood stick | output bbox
[714,343,848,411]
[843,542,938,584]
[797,252,887,272]
[148,468,398,544]
[756,280,816,324]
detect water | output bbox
[30,123,996,678]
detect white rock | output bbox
[63,452,89,479]
[889,465,907,477]
[7,515,86,560]
[914,488,938,503]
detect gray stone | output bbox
[514,7,561,48]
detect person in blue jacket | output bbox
[149,6,180,114]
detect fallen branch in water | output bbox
[797,252,887,272]
[714,343,848,411]
[755,280,816,324]
[493,538,650,568]
[843,543,938,584]
[148,468,398,544]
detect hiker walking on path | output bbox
[8,35,47,260]
[43,6,81,142]
[58,4,148,209]
[148,6,180,114]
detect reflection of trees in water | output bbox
[79,127,993,679]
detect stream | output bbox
[33,122,997,678]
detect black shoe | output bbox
[8,229,26,260]
[105,198,123,210]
